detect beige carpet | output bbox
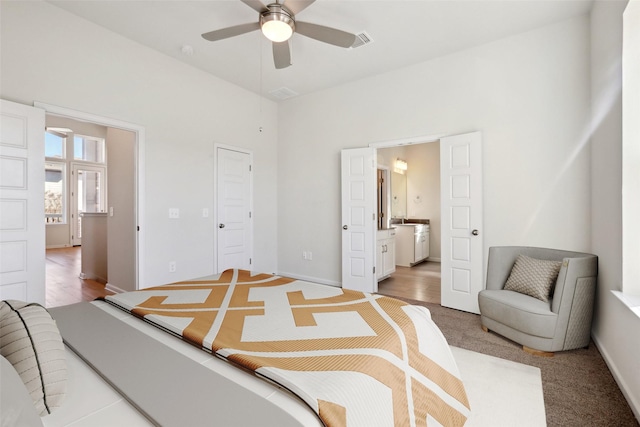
[452,346,545,426]
[392,297,639,426]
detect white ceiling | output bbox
[47,0,594,101]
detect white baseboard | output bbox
[80,272,107,284]
[105,282,126,294]
[592,333,640,422]
[46,244,72,249]
[276,271,341,288]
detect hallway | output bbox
[45,247,112,308]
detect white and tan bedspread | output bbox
[104,269,470,426]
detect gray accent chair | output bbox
[478,246,598,355]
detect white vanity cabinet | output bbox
[396,224,430,267]
[376,229,396,281]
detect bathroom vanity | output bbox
[395,223,430,267]
[376,228,396,281]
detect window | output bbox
[74,135,105,163]
[44,162,66,224]
[45,131,65,158]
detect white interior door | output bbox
[71,163,106,246]
[440,131,483,313]
[341,147,376,292]
[0,100,46,304]
[215,146,252,273]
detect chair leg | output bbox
[481,325,489,333]
[523,346,554,357]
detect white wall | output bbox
[590,0,639,419]
[405,143,441,261]
[106,127,136,292]
[277,15,592,284]
[0,1,279,286]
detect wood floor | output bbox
[45,247,113,308]
[45,246,439,307]
[377,261,441,304]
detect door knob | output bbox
[219,224,225,229]
[343,225,348,230]
[471,229,479,236]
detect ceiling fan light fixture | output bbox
[260,8,294,42]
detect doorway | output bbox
[71,163,107,247]
[341,131,483,313]
[376,142,442,304]
[37,102,144,300]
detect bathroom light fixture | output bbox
[260,6,295,42]
[395,159,408,171]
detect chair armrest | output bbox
[551,255,598,314]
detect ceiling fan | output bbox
[201,0,357,69]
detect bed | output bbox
[1,269,470,427]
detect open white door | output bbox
[0,100,46,304]
[215,146,252,273]
[440,131,483,313]
[341,147,376,292]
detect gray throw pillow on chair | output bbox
[504,255,562,302]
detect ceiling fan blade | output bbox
[240,0,267,13]
[295,21,357,48]
[273,41,292,69]
[201,22,260,41]
[281,0,315,15]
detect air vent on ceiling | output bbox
[269,87,299,100]
[351,31,373,49]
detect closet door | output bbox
[0,100,45,304]
[215,146,252,273]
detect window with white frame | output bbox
[74,134,105,163]
[44,161,66,224]
[45,130,65,159]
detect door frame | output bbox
[35,102,145,290]
[213,143,253,274]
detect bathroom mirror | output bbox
[391,172,407,219]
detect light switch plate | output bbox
[169,208,180,219]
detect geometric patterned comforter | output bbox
[104,269,470,426]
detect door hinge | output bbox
[249,212,252,218]
[373,266,376,274]
[249,258,252,265]
[137,226,140,231]
[249,165,252,172]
